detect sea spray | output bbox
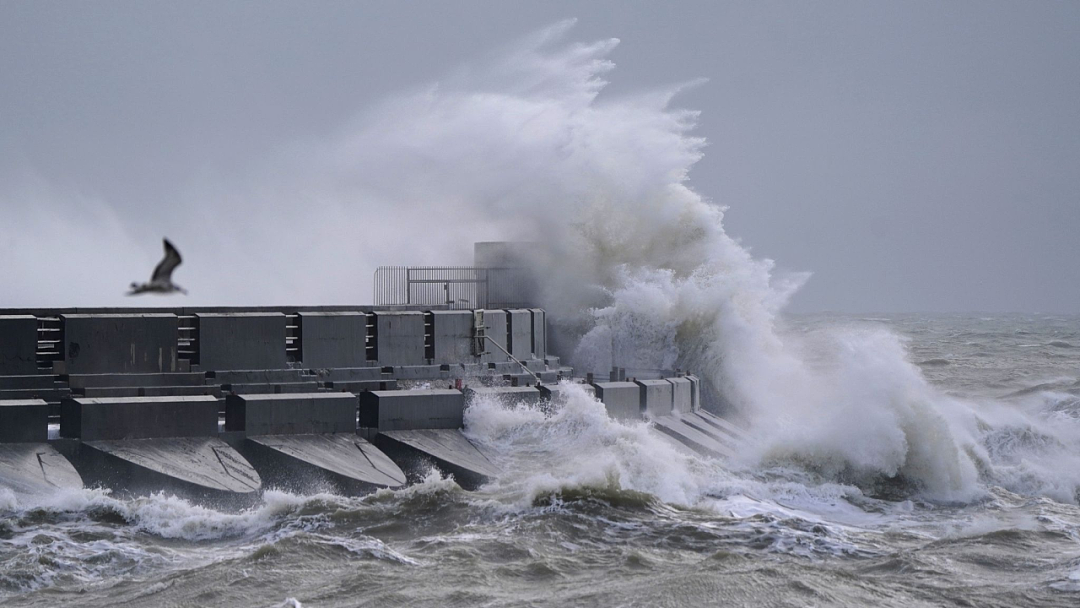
[3,20,1078,507]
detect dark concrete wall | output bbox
[506,309,532,361]
[637,379,674,417]
[480,310,507,364]
[197,313,286,370]
[300,312,369,369]
[226,393,357,435]
[687,375,701,411]
[372,311,425,366]
[668,377,693,414]
[61,395,219,441]
[530,309,546,360]
[0,399,49,443]
[0,316,38,375]
[358,389,464,431]
[63,314,179,374]
[430,310,475,364]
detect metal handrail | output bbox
[481,335,541,386]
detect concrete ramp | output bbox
[84,437,261,494]
[377,429,500,486]
[247,434,405,489]
[0,443,83,494]
[651,416,734,459]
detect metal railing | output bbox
[374,266,532,310]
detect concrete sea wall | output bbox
[0,305,741,499]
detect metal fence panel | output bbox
[374,266,530,310]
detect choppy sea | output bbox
[3,313,1079,607]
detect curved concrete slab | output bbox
[379,429,500,481]
[0,443,83,494]
[248,434,406,488]
[677,414,740,450]
[651,416,734,459]
[692,410,749,442]
[85,437,261,494]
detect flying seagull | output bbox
[127,238,187,295]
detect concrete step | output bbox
[381,365,445,380]
[219,381,321,395]
[207,369,314,384]
[67,372,207,389]
[324,379,398,393]
[0,375,62,391]
[79,385,223,398]
[0,387,71,402]
[308,367,385,382]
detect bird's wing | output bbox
[151,238,183,282]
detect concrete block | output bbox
[299,312,369,368]
[196,313,286,371]
[226,392,358,435]
[668,377,693,414]
[480,310,507,364]
[0,399,49,443]
[506,309,532,361]
[62,314,179,375]
[372,311,425,366]
[487,361,518,374]
[430,310,475,364]
[0,316,39,375]
[358,389,464,431]
[592,381,641,421]
[637,379,674,417]
[687,375,701,411]
[530,309,546,359]
[501,373,537,386]
[465,386,543,407]
[539,383,595,405]
[61,395,219,441]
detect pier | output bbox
[1,301,739,500]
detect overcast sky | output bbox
[2,1,1077,313]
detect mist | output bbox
[3,2,1079,312]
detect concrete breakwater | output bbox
[0,307,740,501]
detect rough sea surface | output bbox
[2,313,1078,608]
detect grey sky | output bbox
[1,1,1077,312]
